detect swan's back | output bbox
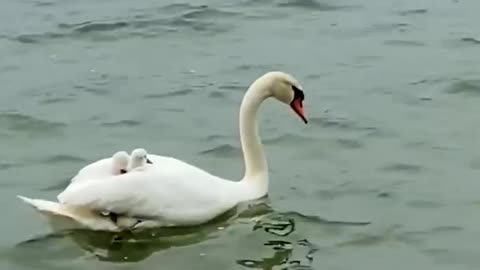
[70,158,111,183]
[146,154,217,175]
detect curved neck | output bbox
[239,84,269,187]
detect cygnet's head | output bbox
[253,71,307,124]
[111,151,129,175]
[128,148,153,170]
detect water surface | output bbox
[1,0,480,269]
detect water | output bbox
[1,0,480,268]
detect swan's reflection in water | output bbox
[14,198,273,264]
[236,239,317,270]
[237,211,370,270]
[13,198,370,267]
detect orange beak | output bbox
[290,98,308,124]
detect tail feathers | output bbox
[17,195,120,232]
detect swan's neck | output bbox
[239,85,269,190]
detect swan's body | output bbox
[18,71,308,232]
[70,151,130,184]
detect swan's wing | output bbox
[57,166,236,224]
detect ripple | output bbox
[398,226,463,244]
[218,84,248,92]
[37,154,87,165]
[354,55,383,63]
[181,6,241,20]
[0,112,65,135]
[160,107,185,112]
[0,65,20,73]
[232,63,280,72]
[40,97,76,105]
[154,17,231,34]
[102,120,142,127]
[406,199,443,209]
[71,22,129,34]
[409,77,446,86]
[396,9,428,16]
[144,89,194,99]
[7,5,239,44]
[308,116,356,130]
[422,248,474,264]
[445,37,480,48]
[315,185,385,201]
[160,3,205,13]
[468,158,480,170]
[460,37,480,45]
[335,138,363,149]
[263,133,315,145]
[308,116,379,134]
[336,233,386,247]
[205,134,230,142]
[60,20,124,34]
[57,21,92,29]
[74,85,110,96]
[430,226,463,233]
[0,162,23,171]
[41,177,72,191]
[384,40,425,47]
[12,32,64,44]
[368,23,409,34]
[277,0,358,11]
[380,163,423,174]
[274,211,371,226]
[199,143,240,158]
[304,73,323,80]
[445,79,480,96]
[208,90,229,99]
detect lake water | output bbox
[1,0,480,269]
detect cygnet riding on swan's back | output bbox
[18,71,308,232]
[70,151,130,184]
[127,148,153,171]
[112,151,130,174]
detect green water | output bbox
[1,0,480,269]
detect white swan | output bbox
[70,151,130,184]
[17,71,308,232]
[127,148,153,171]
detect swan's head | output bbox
[111,151,129,174]
[129,148,153,170]
[259,71,307,124]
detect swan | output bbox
[70,151,130,184]
[127,148,153,171]
[17,71,308,232]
